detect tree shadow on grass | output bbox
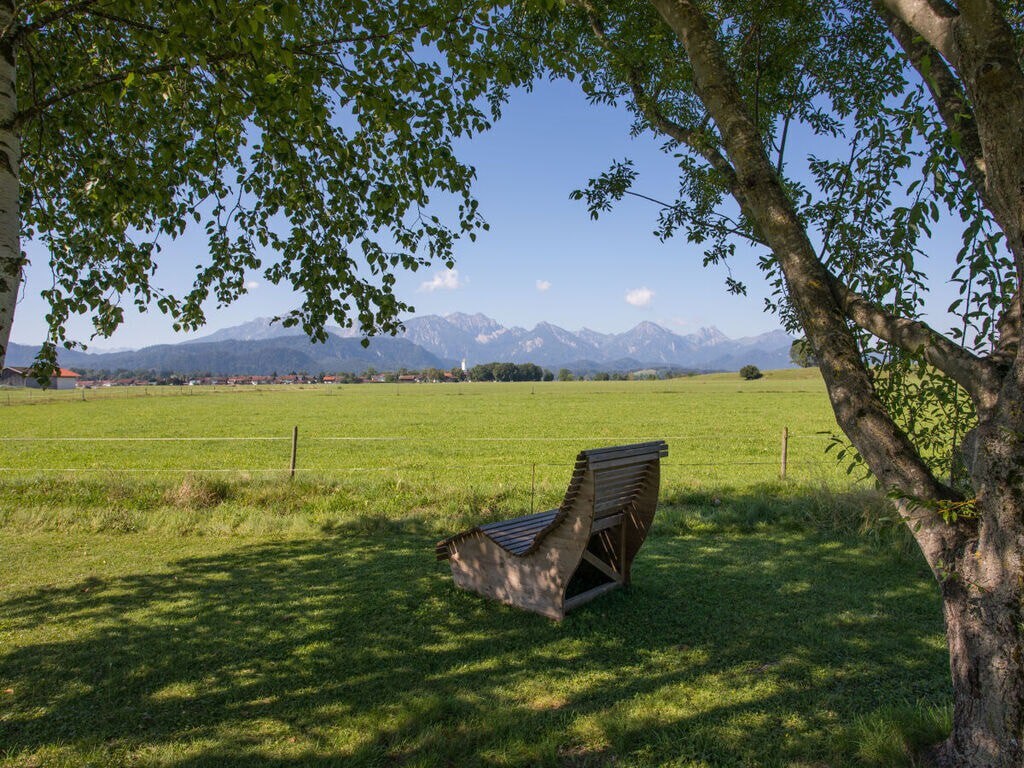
[0,518,948,767]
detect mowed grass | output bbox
[0,370,953,766]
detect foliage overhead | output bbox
[19,0,506,361]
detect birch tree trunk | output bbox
[0,0,19,370]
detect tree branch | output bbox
[568,0,740,192]
[879,2,1024,367]
[955,0,1011,38]
[826,270,1001,404]
[646,0,963,551]
[775,111,790,175]
[879,0,959,63]
[622,190,767,246]
[12,0,99,43]
[80,7,167,35]
[10,57,226,129]
[877,3,987,197]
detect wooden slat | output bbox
[594,480,644,498]
[581,441,666,459]
[595,502,635,518]
[588,452,664,471]
[582,550,620,582]
[591,512,624,533]
[595,461,652,479]
[593,460,655,479]
[480,521,554,539]
[488,528,548,549]
[594,466,651,487]
[594,486,645,507]
[593,479,647,501]
[564,581,621,613]
[595,488,646,511]
[487,526,557,551]
[480,512,557,537]
[480,508,558,531]
[487,525,549,544]
[595,478,649,499]
[589,447,667,468]
[584,442,668,463]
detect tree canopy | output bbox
[2,0,507,369]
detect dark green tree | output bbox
[739,365,762,380]
[469,363,494,382]
[492,362,517,381]
[515,362,544,381]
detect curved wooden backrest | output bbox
[437,441,667,619]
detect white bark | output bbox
[0,0,18,370]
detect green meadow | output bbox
[0,370,952,766]
[0,370,852,532]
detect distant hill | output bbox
[8,314,795,374]
[8,336,448,376]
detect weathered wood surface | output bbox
[436,441,668,620]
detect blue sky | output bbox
[12,78,964,350]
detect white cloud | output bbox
[419,268,463,292]
[625,287,654,307]
[245,281,260,290]
[536,279,552,292]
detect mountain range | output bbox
[399,313,793,371]
[7,313,795,375]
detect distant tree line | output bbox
[468,362,549,382]
[71,363,721,384]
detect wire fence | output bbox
[0,429,846,483]
[0,383,327,407]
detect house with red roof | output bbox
[0,366,81,390]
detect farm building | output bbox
[0,366,80,390]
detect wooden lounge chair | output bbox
[436,441,668,620]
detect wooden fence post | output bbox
[531,463,536,513]
[780,426,789,480]
[290,426,298,479]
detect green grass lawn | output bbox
[1,527,948,768]
[0,371,953,766]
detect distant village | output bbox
[0,361,698,390]
[1,365,470,389]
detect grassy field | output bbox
[0,370,953,766]
[0,370,857,533]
